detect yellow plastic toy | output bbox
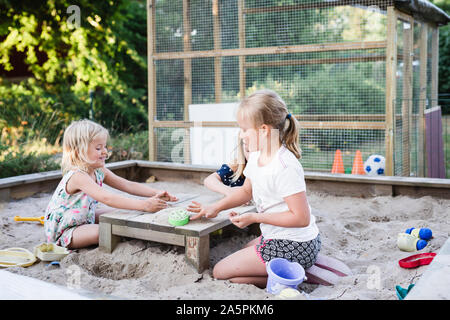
[34,243,70,261]
[14,216,44,225]
[0,247,37,268]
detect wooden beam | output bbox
[183,0,192,164]
[213,0,222,103]
[153,121,239,128]
[185,235,210,273]
[151,120,385,130]
[418,23,428,177]
[244,55,387,68]
[147,0,156,161]
[431,26,439,107]
[112,225,186,247]
[183,0,192,119]
[3,161,450,204]
[401,20,413,176]
[152,41,387,60]
[238,0,246,98]
[299,121,385,130]
[243,0,385,14]
[385,6,397,176]
[396,7,414,176]
[298,114,385,121]
[395,8,414,24]
[245,54,411,69]
[99,222,120,253]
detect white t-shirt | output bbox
[243,145,319,242]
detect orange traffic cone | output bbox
[351,150,365,175]
[331,149,344,174]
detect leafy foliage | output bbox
[0,0,148,135]
[0,143,60,178]
[107,130,149,162]
[0,0,449,178]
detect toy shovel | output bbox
[14,216,45,225]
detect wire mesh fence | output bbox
[394,98,449,178]
[149,0,445,177]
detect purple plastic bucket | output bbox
[266,258,306,294]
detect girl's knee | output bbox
[92,226,100,242]
[212,261,228,280]
[70,224,99,248]
[82,225,99,243]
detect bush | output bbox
[0,0,149,137]
[0,147,60,178]
[107,131,149,162]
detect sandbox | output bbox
[0,161,449,300]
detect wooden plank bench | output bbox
[99,193,255,273]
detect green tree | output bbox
[0,0,148,137]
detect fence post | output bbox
[401,16,413,176]
[183,0,192,164]
[385,6,397,176]
[147,0,157,161]
[418,24,428,177]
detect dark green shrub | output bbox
[107,131,149,162]
[0,147,60,178]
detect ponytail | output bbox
[283,114,302,159]
[230,137,247,183]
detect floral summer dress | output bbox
[44,169,105,247]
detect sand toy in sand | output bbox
[405,228,433,241]
[0,248,37,268]
[14,216,44,225]
[397,233,428,252]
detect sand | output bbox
[0,180,449,300]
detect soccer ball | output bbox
[364,154,386,176]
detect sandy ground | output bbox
[0,180,449,300]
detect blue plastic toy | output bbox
[405,228,432,241]
[396,284,415,300]
[397,233,428,251]
[415,239,428,250]
[266,258,306,294]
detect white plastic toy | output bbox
[364,154,386,176]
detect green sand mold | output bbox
[168,208,190,227]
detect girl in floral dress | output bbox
[45,119,177,249]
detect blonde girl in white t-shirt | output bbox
[188,89,321,288]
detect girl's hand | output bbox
[187,201,219,220]
[142,197,168,213]
[229,211,256,229]
[155,190,178,202]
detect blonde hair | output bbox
[61,119,109,174]
[237,89,302,159]
[229,137,247,183]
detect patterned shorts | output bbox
[255,234,321,269]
